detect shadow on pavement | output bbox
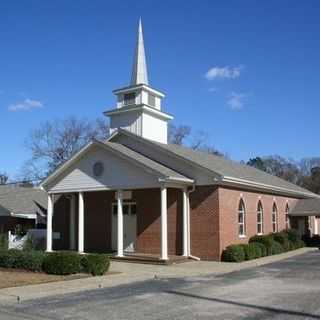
[166,290,320,319]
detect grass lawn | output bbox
[0,268,90,289]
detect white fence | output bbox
[8,229,60,250]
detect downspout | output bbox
[187,183,201,261]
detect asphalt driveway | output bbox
[1,250,320,320]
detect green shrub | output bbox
[19,251,45,271]
[296,239,305,249]
[290,239,305,250]
[272,232,290,251]
[249,242,263,259]
[271,240,284,255]
[240,243,258,260]
[249,235,274,255]
[23,235,36,252]
[222,245,245,262]
[285,229,300,243]
[0,250,15,268]
[0,249,44,271]
[251,242,267,257]
[81,254,110,276]
[43,252,81,275]
[0,233,8,251]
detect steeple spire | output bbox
[131,18,149,85]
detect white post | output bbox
[46,194,53,252]
[182,188,188,257]
[160,186,168,260]
[78,192,84,253]
[186,193,191,256]
[314,217,318,235]
[116,190,124,257]
[69,195,76,250]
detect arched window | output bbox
[272,203,278,233]
[257,201,264,234]
[285,204,290,229]
[238,199,246,237]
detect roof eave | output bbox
[221,176,317,199]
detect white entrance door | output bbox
[112,202,137,253]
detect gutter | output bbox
[221,176,318,199]
[187,184,200,261]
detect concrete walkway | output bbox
[0,247,316,305]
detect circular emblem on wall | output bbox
[93,161,104,177]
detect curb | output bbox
[0,247,316,305]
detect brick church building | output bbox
[41,20,318,261]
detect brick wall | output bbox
[134,188,183,256]
[217,186,299,259]
[189,185,220,260]
[51,186,302,261]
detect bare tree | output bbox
[22,116,109,180]
[168,124,191,145]
[168,123,224,157]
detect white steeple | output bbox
[131,18,149,85]
[105,19,173,144]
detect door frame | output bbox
[111,202,137,252]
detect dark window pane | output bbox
[124,93,136,105]
[123,204,129,215]
[131,204,137,215]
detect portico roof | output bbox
[290,198,320,216]
[40,139,193,192]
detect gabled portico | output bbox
[41,139,193,261]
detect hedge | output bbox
[42,251,81,275]
[0,249,45,271]
[241,243,260,260]
[249,235,274,255]
[271,240,284,255]
[252,242,267,257]
[272,232,290,251]
[0,233,8,251]
[222,245,245,262]
[81,254,110,276]
[222,230,305,262]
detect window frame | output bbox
[285,204,290,229]
[112,201,137,216]
[272,203,278,233]
[257,201,264,235]
[238,199,246,238]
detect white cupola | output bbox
[104,18,173,144]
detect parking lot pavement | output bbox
[1,250,320,320]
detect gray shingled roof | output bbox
[100,140,192,182]
[0,185,47,217]
[114,129,315,197]
[290,198,320,216]
[157,142,314,195]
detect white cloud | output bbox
[8,98,44,112]
[205,66,243,80]
[227,92,247,110]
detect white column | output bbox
[46,194,54,252]
[314,217,318,235]
[160,186,168,260]
[182,188,188,257]
[186,193,191,256]
[116,190,124,257]
[69,195,76,250]
[78,192,84,253]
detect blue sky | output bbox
[0,0,320,178]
